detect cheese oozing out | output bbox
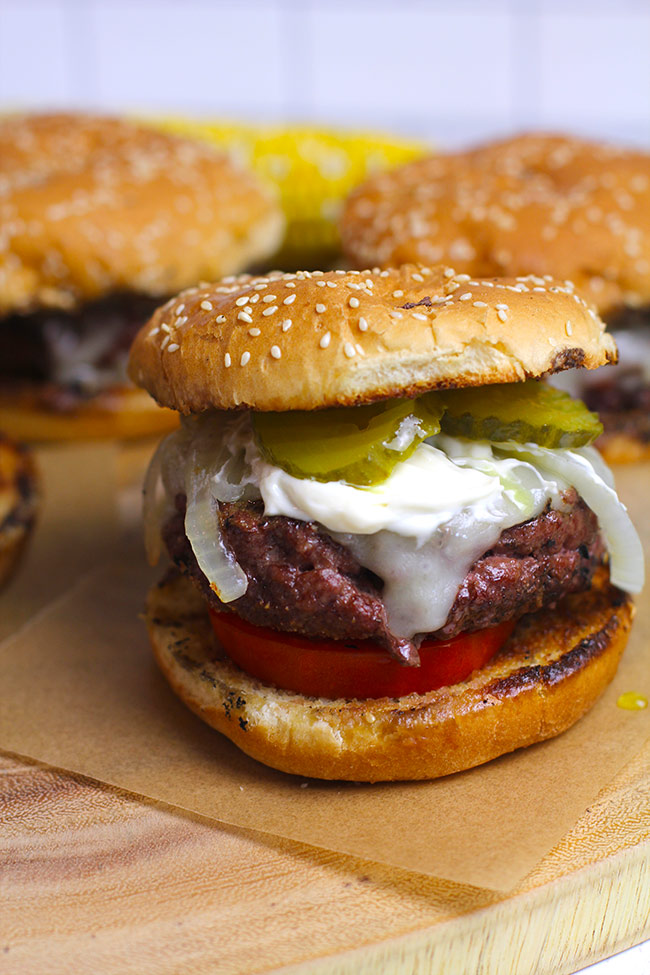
[148,412,644,643]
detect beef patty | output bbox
[163,490,604,666]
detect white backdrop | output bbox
[1,0,649,149]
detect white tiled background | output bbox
[1,0,649,148]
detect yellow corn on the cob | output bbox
[146,118,428,267]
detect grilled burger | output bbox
[340,134,650,462]
[0,113,284,440]
[129,264,643,781]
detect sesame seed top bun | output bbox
[341,134,650,318]
[129,264,615,413]
[0,113,284,316]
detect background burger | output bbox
[129,264,643,781]
[0,113,284,441]
[0,432,38,590]
[340,134,650,463]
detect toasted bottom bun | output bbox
[0,434,39,590]
[0,385,177,442]
[597,432,650,465]
[146,568,634,782]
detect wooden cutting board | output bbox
[2,739,649,975]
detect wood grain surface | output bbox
[2,738,649,975]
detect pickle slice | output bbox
[436,380,603,448]
[253,397,443,486]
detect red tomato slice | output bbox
[208,609,515,700]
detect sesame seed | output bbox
[344,342,356,357]
[240,351,251,366]
[283,294,296,305]
[200,300,213,311]
[160,322,171,333]
[224,352,231,368]
[411,273,424,282]
[392,290,404,298]
[217,315,226,324]
[473,301,487,308]
[262,306,278,316]
[161,335,170,350]
[497,309,508,322]
[356,344,365,356]
[316,280,327,287]
[358,317,368,331]
[285,282,296,288]
[459,292,472,301]
[565,320,573,336]
[248,327,261,336]
[444,268,455,278]
[412,312,428,321]
[282,319,292,331]
[390,311,403,319]
[237,311,253,323]
[176,304,185,314]
[235,296,249,307]
[454,274,471,282]
[270,345,282,359]
[249,294,260,304]
[319,332,331,349]
[167,343,180,352]
[495,303,509,310]
[349,296,360,308]
[263,294,277,302]
[326,281,337,288]
[316,304,326,313]
[148,327,160,337]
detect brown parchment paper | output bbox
[0,443,119,643]
[0,458,648,891]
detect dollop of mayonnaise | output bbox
[253,441,505,541]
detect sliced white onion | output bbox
[184,463,248,603]
[181,414,259,603]
[501,442,645,594]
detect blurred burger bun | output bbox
[0,113,285,440]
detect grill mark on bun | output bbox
[146,569,634,780]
